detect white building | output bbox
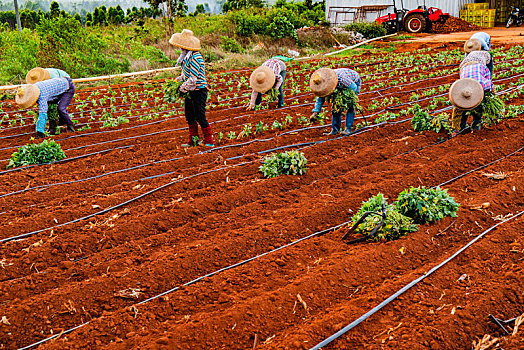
[326,0,483,25]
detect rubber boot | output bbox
[66,123,75,132]
[47,119,57,135]
[202,126,214,147]
[182,123,199,147]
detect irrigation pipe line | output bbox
[16,149,524,349]
[309,210,524,350]
[16,222,350,350]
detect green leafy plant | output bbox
[344,22,387,39]
[327,88,359,113]
[47,103,59,121]
[395,186,460,224]
[351,193,418,242]
[259,150,307,178]
[470,92,505,126]
[163,80,189,102]
[220,36,244,53]
[411,106,451,134]
[7,139,66,168]
[265,88,279,102]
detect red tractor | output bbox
[375,0,450,34]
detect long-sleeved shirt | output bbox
[180,51,206,90]
[470,32,491,51]
[250,59,286,105]
[35,78,69,113]
[460,63,493,91]
[46,68,70,79]
[335,68,360,92]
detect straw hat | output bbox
[449,78,484,110]
[464,38,482,53]
[26,67,50,84]
[169,29,201,51]
[309,68,338,97]
[249,66,275,93]
[15,84,40,109]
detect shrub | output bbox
[220,36,244,53]
[351,193,418,241]
[395,186,460,224]
[267,13,297,40]
[7,139,66,168]
[259,150,307,178]
[230,11,267,36]
[345,22,386,39]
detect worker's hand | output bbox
[179,84,189,93]
[309,112,318,123]
[175,75,184,82]
[245,103,255,111]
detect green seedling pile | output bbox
[259,150,307,178]
[395,186,460,224]
[327,88,359,113]
[7,139,66,169]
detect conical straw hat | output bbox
[15,84,40,109]
[169,29,201,51]
[309,68,338,97]
[249,66,275,93]
[449,78,484,110]
[464,38,482,53]
[26,67,51,84]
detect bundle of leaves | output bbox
[395,186,460,224]
[327,88,359,113]
[47,103,59,121]
[259,150,307,178]
[7,139,66,169]
[265,88,279,102]
[163,80,189,103]
[411,107,451,133]
[351,193,418,242]
[470,92,505,126]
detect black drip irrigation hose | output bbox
[309,210,524,350]
[15,150,524,349]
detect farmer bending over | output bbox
[464,32,493,76]
[449,60,494,136]
[169,29,214,147]
[25,67,74,135]
[309,68,361,135]
[246,58,286,110]
[15,77,76,138]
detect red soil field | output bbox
[0,43,522,350]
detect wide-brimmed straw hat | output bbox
[15,84,40,109]
[169,29,201,51]
[464,38,482,53]
[449,78,484,110]
[310,68,338,97]
[249,66,275,93]
[25,67,50,84]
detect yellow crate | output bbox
[488,9,496,19]
[480,3,489,9]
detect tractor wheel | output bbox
[405,14,426,33]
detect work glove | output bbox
[245,103,255,111]
[309,112,318,123]
[36,112,48,133]
[175,75,184,82]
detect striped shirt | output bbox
[46,68,70,79]
[181,51,206,89]
[35,78,69,113]
[460,63,493,91]
[335,68,360,91]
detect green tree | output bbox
[49,1,59,18]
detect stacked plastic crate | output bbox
[459,3,496,27]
